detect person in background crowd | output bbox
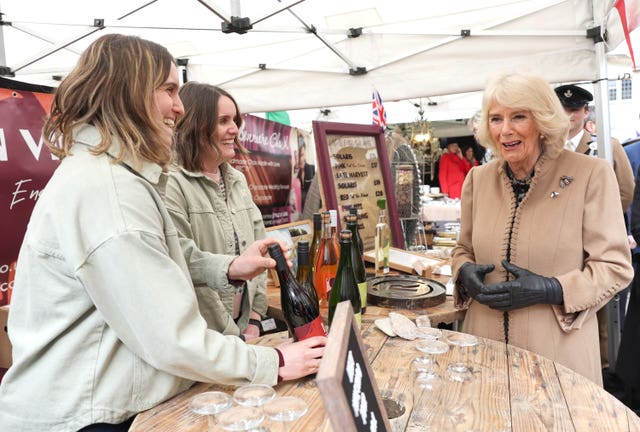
[165,82,270,341]
[296,133,315,210]
[452,72,632,386]
[554,84,635,372]
[616,168,640,415]
[468,110,491,163]
[0,34,325,432]
[437,140,470,199]
[463,144,479,169]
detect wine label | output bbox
[357,281,367,310]
[294,316,327,341]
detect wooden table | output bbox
[130,323,640,431]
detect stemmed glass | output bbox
[263,396,309,432]
[189,391,233,432]
[217,405,266,432]
[445,332,478,382]
[233,384,276,408]
[232,384,276,432]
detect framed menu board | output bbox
[312,121,404,251]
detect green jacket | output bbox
[165,164,268,335]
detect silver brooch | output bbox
[559,175,573,189]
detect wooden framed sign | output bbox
[316,301,391,432]
[312,121,404,251]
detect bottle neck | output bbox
[378,209,386,223]
[338,240,353,268]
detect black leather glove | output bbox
[456,262,495,300]
[475,260,563,311]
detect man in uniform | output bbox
[555,84,635,372]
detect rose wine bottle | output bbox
[268,244,326,341]
[313,211,339,307]
[310,212,322,272]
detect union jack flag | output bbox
[372,89,387,129]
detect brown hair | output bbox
[174,82,247,172]
[44,34,176,169]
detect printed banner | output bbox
[0,78,56,305]
[235,114,296,227]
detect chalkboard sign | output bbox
[312,121,404,251]
[316,301,391,432]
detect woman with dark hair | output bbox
[0,35,325,431]
[166,82,268,340]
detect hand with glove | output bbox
[456,262,495,300]
[475,260,564,311]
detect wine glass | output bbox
[217,405,266,432]
[233,384,276,408]
[189,391,233,432]
[263,396,308,432]
[445,332,478,382]
[413,339,449,376]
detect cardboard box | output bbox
[0,306,11,369]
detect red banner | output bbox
[0,78,57,305]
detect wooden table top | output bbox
[130,322,640,431]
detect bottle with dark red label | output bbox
[268,244,326,341]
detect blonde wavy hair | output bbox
[476,73,569,161]
[44,34,176,169]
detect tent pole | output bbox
[592,0,621,373]
[0,4,7,69]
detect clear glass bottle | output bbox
[346,214,367,314]
[313,211,339,307]
[329,230,361,326]
[375,198,390,276]
[268,244,326,341]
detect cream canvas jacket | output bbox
[0,125,279,431]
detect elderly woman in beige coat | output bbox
[452,73,633,386]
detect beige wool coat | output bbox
[452,149,633,385]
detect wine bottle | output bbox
[346,214,367,314]
[328,209,340,252]
[313,211,339,307]
[296,240,319,305]
[267,244,326,341]
[329,230,361,326]
[375,198,390,276]
[310,212,322,273]
[349,207,364,256]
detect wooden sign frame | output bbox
[316,301,391,432]
[265,219,312,287]
[312,121,404,251]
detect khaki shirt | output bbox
[0,125,278,431]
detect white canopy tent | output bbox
[0,0,631,113]
[0,0,635,365]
